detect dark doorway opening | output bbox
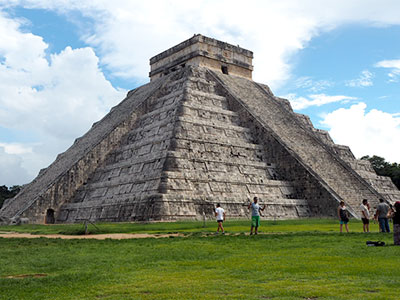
[221,66,229,75]
[45,209,55,224]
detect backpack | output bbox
[366,241,385,247]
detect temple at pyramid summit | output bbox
[1,34,399,224]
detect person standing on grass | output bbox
[215,203,225,234]
[387,201,400,245]
[375,198,390,233]
[248,197,265,235]
[360,199,370,233]
[338,201,349,233]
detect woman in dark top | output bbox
[338,200,349,233]
[388,201,400,245]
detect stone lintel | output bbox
[149,34,253,81]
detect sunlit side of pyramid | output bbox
[1,34,399,224]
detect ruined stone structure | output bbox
[1,34,399,224]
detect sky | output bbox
[0,0,399,186]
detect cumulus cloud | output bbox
[0,10,125,185]
[375,59,400,82]
[345,70,374,87]
[10,0,400,89]
[321,102,400,162]
[0,142,33,155]
[0,146,31,186]
[285,93,357,110]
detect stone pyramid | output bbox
[1,34,399,224]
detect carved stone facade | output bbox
[1,35,398,224]
[150,34,253,81]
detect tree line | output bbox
[361,155,400,190]
[0,185,21,209]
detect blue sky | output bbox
[0,0,399,186]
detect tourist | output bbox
[215,203,225,234]
[248,197,265,235]
[360,199,370,233]
[375,199,390,232]
[338,201,349,233]
[387,201,400,245]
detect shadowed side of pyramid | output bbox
[209,70,397,217]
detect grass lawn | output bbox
[0,219,399,299]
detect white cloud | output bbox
[375,59,400,82]
[285,93,357,110]
[0,10,125,185]
[9,0,400,89]
[375,59,400,69]
[345,70,374,87]
[0,142,33,155]
[0,147,31,186]
[321,102,400,162]
[294,76,333,92]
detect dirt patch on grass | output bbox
[5,273,47,279]
[0,232,182,240]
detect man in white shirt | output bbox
[360,199,370,233]
[215,203,226,234]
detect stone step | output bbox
[98,149,169,173]
[138,94,181,124]
[63,192,163,210]
[162,178,295,197]
[163,170,286,185]
[177,115,251,135]
[125,118,175,143]
[173,137,263,151]
[151,89,183,111]
[83,172,163,191]
[180,103,240,125]
[167,151,272,170]
[172,146,266,164]
[119,135,172,154]
[160,191,307,206]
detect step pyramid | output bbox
[1,34,398,224]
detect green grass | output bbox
[0,219,399,299]
[0,218,383,235]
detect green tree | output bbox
[0,185,21,209]
[361,155,400,189]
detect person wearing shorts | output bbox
[215,203,225,234]
[360,199,370,233]
[248,197,265,235]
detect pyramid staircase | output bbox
[210,70,386,217]
[56,67,311,222]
